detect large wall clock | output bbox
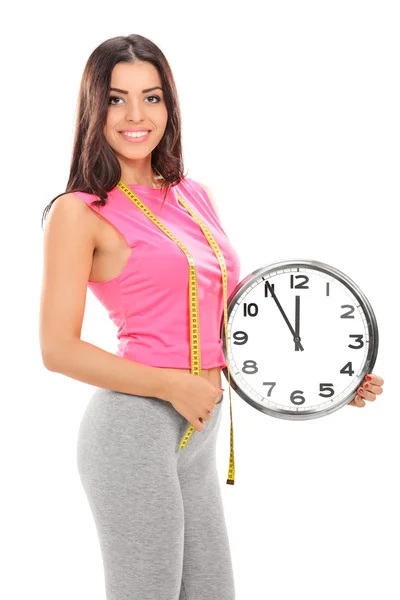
[221,259,379,420]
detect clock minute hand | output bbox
[294,295,303,352]
[266,281,304,351]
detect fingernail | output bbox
[219,388,225,391]
[365,376,372,381]
[359,388,364,394]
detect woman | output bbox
[39,34,384,600]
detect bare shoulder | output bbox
[45,191,96,223]
[197,182,221,219]
[42,191,97,267]
[44,191,99,242]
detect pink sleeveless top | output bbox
[73,176,241,369]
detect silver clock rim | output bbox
[220,258,379,421]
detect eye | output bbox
[109,96,123,105]
[108,94,161,106]
[146,95,161,103]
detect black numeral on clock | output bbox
[341,305,355,319]
[290,390,306,405]
[242,360,258,374]
[233,331,248,345]
[243,303,258,317]
[340,362,355,376]
[263,382,276,396]
[264,282,275,297]
[290,275,309,289]
[319,383,335,398]
[348,334,364,349]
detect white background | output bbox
[1,1,398,599]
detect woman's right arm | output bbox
[39,193,173,402]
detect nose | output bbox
[125,98,146,123]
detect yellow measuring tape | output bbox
[117,180,235,485]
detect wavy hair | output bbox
[41,33,188,230]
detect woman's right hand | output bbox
[163,371,223,431]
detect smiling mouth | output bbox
[120,130,151,136]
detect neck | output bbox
[128,173,161,187]
[119,157,163,188]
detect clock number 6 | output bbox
[290,391,306,405]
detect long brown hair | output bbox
[41,33,188,230]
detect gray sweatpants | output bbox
[76,387,235,600]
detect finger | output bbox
[364,373,385,386]
[348,394,365,407]
[212,392,223,407]
[348,399,359,407]
[355,393,366,406]
[358,386,376,402]
[363,381,383,395]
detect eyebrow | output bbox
[109,86,163,94]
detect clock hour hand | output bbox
[266,281,304,351]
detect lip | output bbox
[120,131,151,143]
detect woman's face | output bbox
[103,60,168,162]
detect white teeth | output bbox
[121,131,149,138]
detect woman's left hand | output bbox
[348,373,385,407]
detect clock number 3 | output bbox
[348,334,364,349]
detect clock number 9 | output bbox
[233,331,248,345]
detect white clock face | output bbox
[225,265,373,418]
